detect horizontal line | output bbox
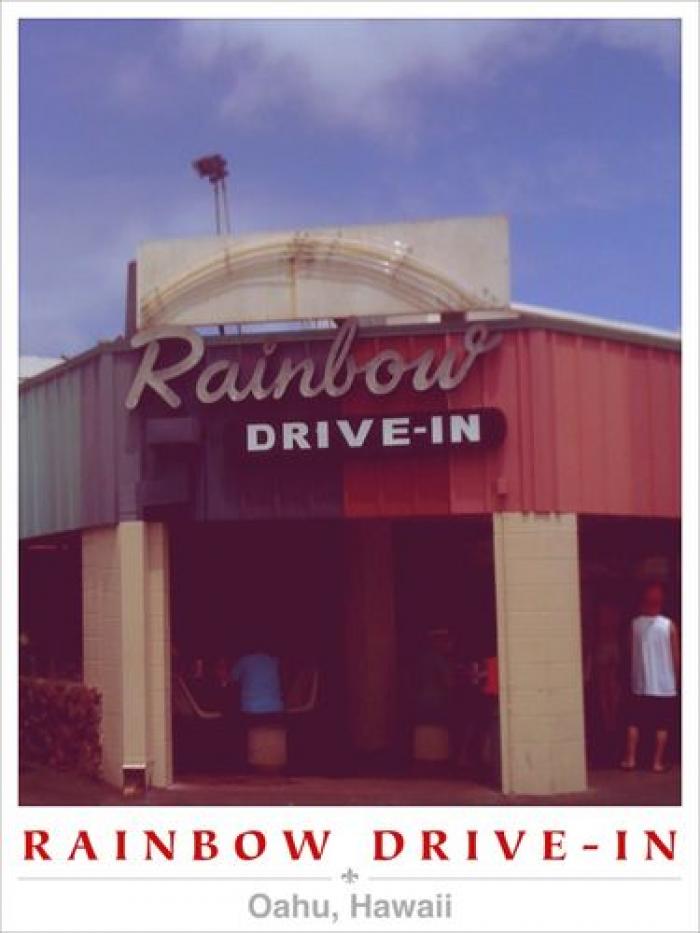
[17,876,333,882]
[367,876,683,882]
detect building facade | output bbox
[19,217,681,795]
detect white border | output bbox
[2,4,698,932]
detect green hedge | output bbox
[19,677,101,779]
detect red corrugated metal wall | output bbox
[21,324,679,537]
[341,328,680,519]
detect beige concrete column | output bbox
[493,512,586,795]
[118,522,148,775]
[344,521,397,753]
[144,523,173,787]
[82,527,124,787]
[82,521,172,789]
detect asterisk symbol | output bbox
[341,868,359,884]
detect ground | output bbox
[19,765,681,807]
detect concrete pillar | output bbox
[82,521,172,790]
[82,527,123,788]
[144,523,173,787]
[344,521,397,753]
[119,523,148,778]
[493,512,586,795]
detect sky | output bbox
[19,17,680,357]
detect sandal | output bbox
[619,761,636,771]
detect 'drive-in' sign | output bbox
[229,408,506,458]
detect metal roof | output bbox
[18,302,681,395]
[19,356,64,381]
[511,302,680,350]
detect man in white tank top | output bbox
[621,582,680,773]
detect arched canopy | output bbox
[137,231,505,330]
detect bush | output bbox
[19,677,101,778]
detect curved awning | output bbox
[137,224,508,330]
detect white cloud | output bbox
[20,19,679,354]
[177,19,679,137]
[178,20,562,136]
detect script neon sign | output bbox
[125,318,501,410]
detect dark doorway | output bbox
[169,519,347,776]
[393,517,499,785]
[168,516,499,785]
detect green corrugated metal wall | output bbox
[20,367,83,538]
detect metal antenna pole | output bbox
[193,154,230,236]
[221,176,232,235]
[213,183,221,235]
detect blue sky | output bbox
[19,18,680,356]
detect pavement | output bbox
[19,764,681,807]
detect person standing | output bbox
[621,581,680,773]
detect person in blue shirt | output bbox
[230,637,284,715]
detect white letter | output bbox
[126,326,203,410]
[449,413,480,444]
[336,419,373,448]
[196,360,230,403]
[382,417,410,446]
[316,422,330,449]
[283,422,311,450]
[430,415,444,444]
[247,424,275,452]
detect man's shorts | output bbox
[627,693,676,731]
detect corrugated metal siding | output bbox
[340,331,453,516]
[78,351,143,526]
[342,328,680,519]
[19,325,680,537]
[20,350,142,539]
[20,367,82,538]
[80,353,118,529]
